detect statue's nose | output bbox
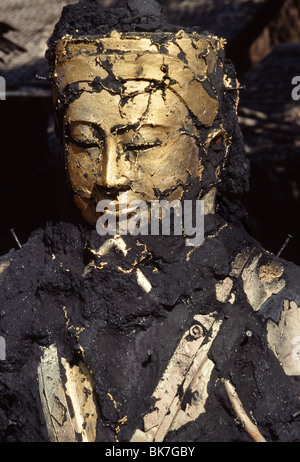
[99,135,131,189]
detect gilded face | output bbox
[53,33,224,224]
[63,84,200,223]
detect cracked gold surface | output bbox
[241,254,285,312]
[38,344,98,442]
[131,313,222,442]
[107,392,128,442]
[267,300,300,376]
[52,31,226,225]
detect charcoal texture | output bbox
[0,214,300,442]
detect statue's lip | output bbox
[98,204,143,219]
[96,196,143,218]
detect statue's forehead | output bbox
[52,31,225,127]
[64,87,192,129]
[54,30,223,62]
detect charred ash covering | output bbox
[0,0,299,444]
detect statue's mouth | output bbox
[99,203,141,219]
[95,188,144,219]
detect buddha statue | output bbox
[0,0,299,443]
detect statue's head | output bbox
[47,0,248,226]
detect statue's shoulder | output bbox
[229,241,300,318]
[226,240,300,376]
[0,227,47,289]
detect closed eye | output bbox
[123,140,162,152]
[71,139,101,148]
[67,122,104,148]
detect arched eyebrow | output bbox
[110,123,167,135]
[59,81,103,106]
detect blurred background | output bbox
[0,0,299,264]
